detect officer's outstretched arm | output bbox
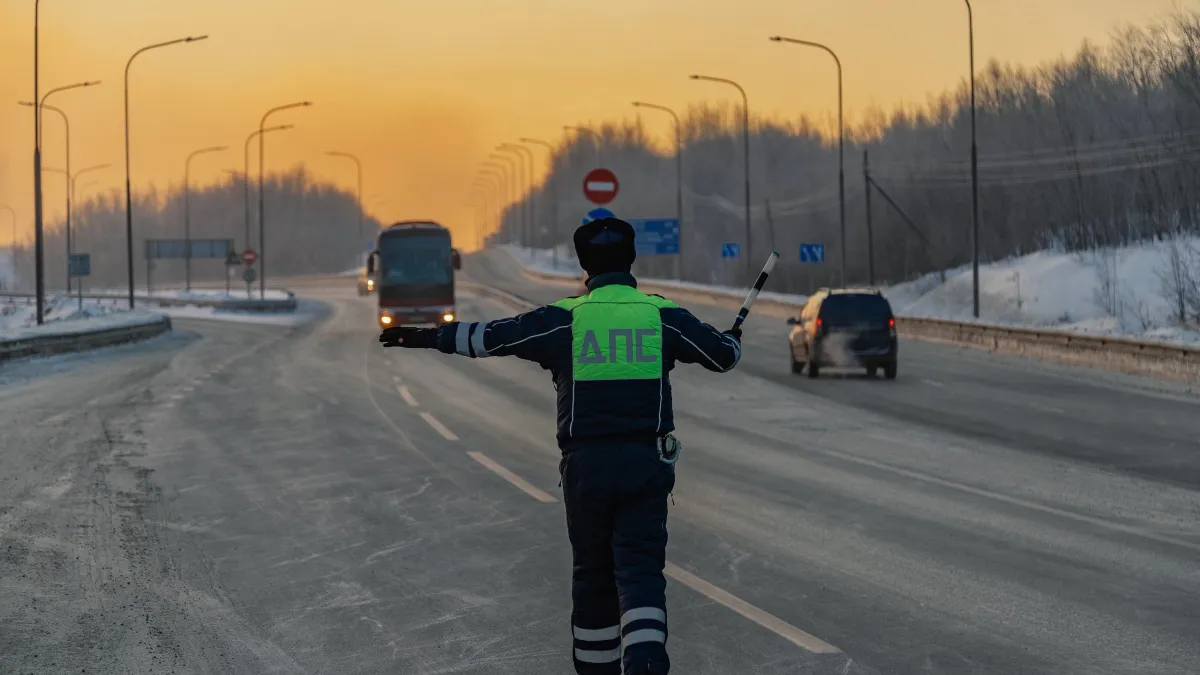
[431,305,572,366]
[662,307,741,373]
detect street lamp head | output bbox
[186,35,210,43]
[689,74,701,80]
[17,101,35,108]
[83,80,101,87]
[769,36,782,42]
[301,101,313,107]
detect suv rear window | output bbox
[819,294,893,324]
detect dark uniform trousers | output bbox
[562,441,675,675]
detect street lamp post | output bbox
[520,137,559,265]
[769,36,846,286]
[480,168,508,242]
[258,101,311,298]
[124,35,208,309]
[28,80,98,313]
[632,102,684,279]
[691,74,752,275]
[22,101,70,290]
[184,145,227,291]
[326,151,364,266]
[498,145,533,247]
[487,157,519,243]
[32,0,41,322]
[965,0,981,317]
[243,124,292,257]
[0,204,12,291]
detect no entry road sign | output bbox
[583,168,619,205]
[242,249,258,266]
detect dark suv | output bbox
[787,288,898,379]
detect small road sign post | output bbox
[224,251,240,294]
[722,243,741,259]
[243,265,258,297]
[242,249,258,266]
[799,243,825,263]
[583,168,619,205]
[69,253,90,311]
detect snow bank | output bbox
[1,294,164,341]
[89,287,293,302]
[503,237,1200,348]
[155,302,318,327]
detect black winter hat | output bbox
[573,217,637,276]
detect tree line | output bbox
[492,9,1200,312]
[4,167,380,292]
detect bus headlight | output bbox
[366,279,374,289]
[442,312,455,323]
[380,315,392,325]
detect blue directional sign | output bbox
[582,207,615,225]
[721,243,741,259]
[68,253,90,278]
[799,243,825,263]
[629,218,679,256]
[366,240,375,251]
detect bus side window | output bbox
[451,249,462,270]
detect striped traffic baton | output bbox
[731,252,780,332]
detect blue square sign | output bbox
[629,218,679,256]
[721,243,740,259]
[799,243,825,263]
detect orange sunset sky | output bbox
[0,0,1180,249]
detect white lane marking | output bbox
[921,379,945,387]
[392,374,403,384]
[397,386,419,407]
[466,451,557,503]
[384,358,393,366]
[39,410,73,426]
[1044,406,1065,414]
[664,562,841,654]
[419,412,459,441]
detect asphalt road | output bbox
[0,258,1197,674]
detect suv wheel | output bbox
[883,362,897,380]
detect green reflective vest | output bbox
[552,284,678,382]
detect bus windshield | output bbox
[378,233,452,286]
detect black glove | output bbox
[379,326,438,349]
[723,328,742,342]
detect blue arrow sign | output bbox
[628,218,679,256]
[799,243,825,263]
[721,243,741,259]
[582,207,615,225]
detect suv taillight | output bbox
[888,317,897,336]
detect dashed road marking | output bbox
[419,412,459,441]
[466,451,557,503]
[39,410,74,426]
[397,386,418,407]
[664,562,841,654]
[392,374,403,384]
[921,379,945,387]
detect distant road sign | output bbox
[629,218,679,256]
[721,243,741,259]
[799,243,825,263]
[68,253,90,277]
[366,241,375,251]
[243,266,258,284]
[225,251,240,266]
[242,249,258,266]
[583,168,619,205]
[582,207,615,225]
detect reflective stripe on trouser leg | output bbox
[564,451,621,675]
[613,469,673,675]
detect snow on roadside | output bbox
[89,287,293,301]
[1,294,164,341]
[502,237,1200,348]
[155,302,318,327]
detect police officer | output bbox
[379,217,741,674]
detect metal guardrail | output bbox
[0,315,173,364]
[0,290,297,313]
[508,257,1200,384]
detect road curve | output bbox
[0,267,1195,674]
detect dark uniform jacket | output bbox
[435,272,741,449]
